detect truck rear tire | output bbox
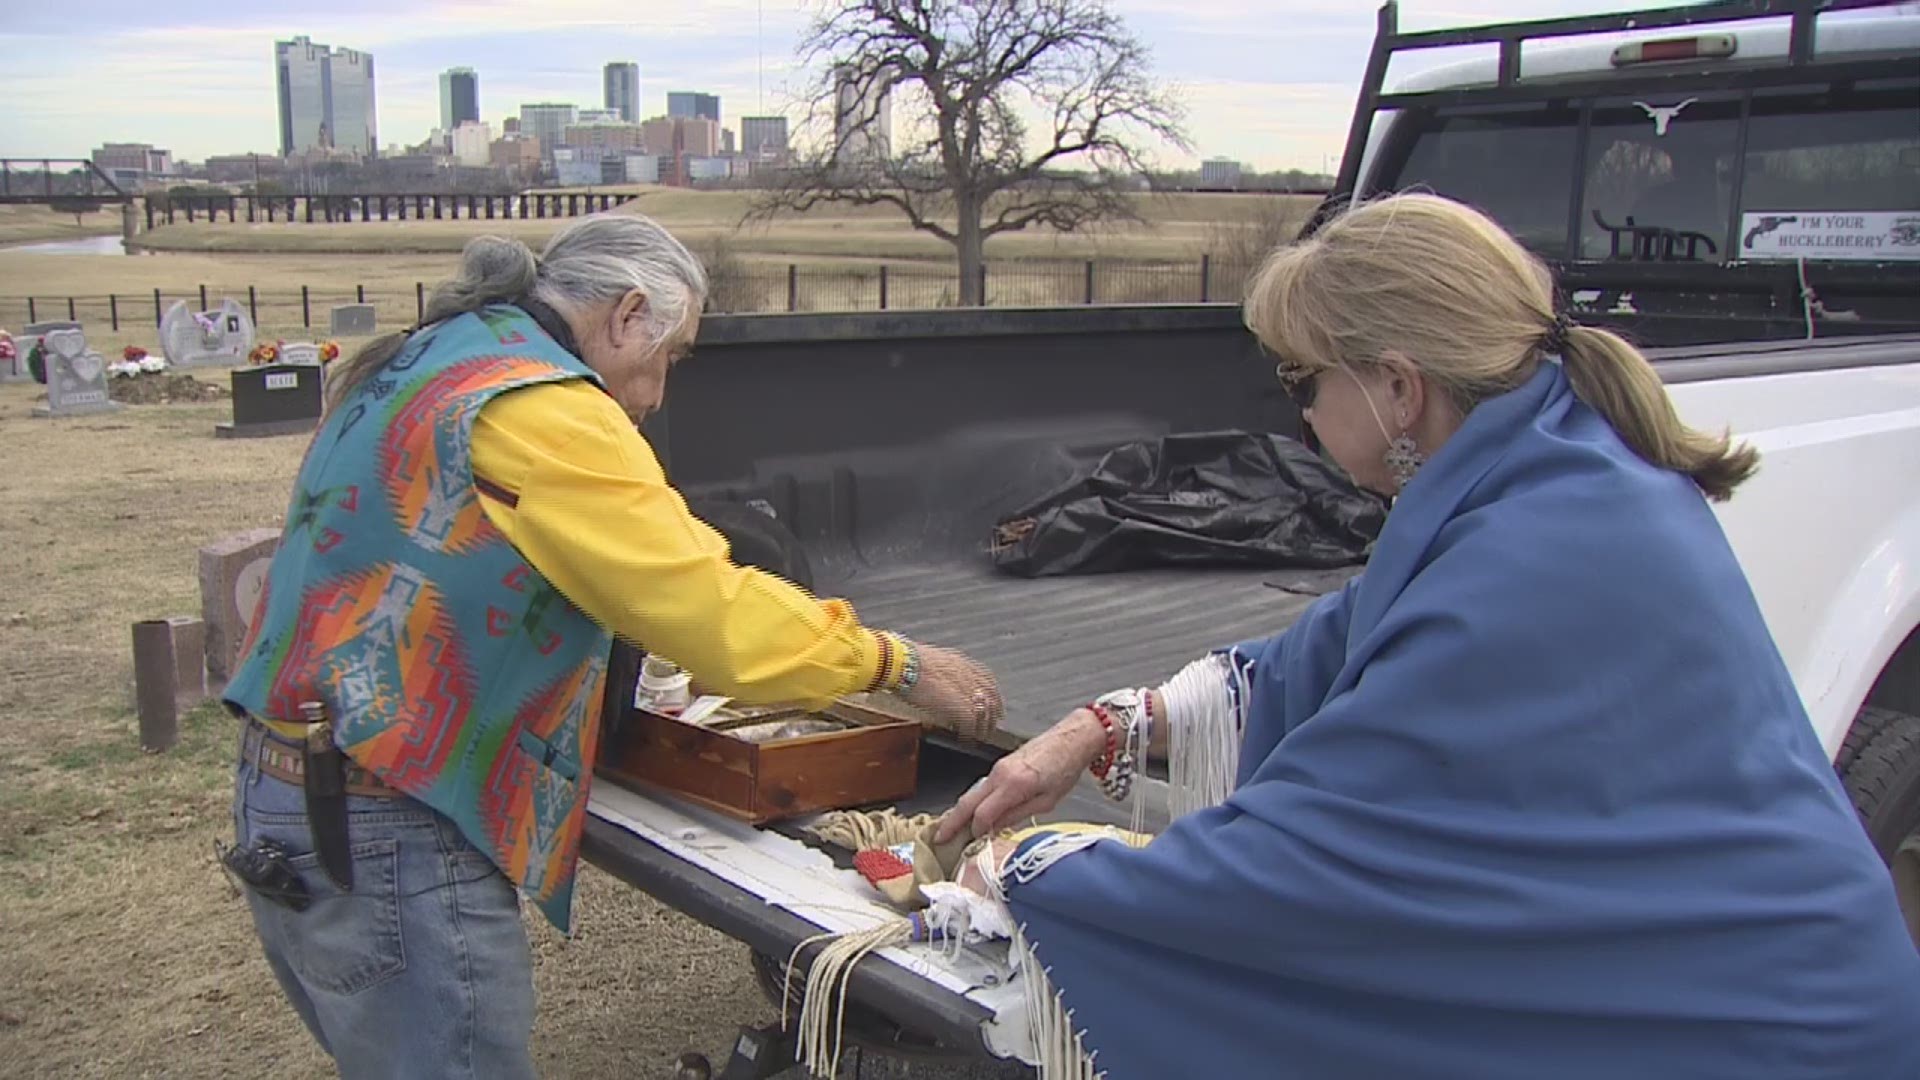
[1837,706,1920,949]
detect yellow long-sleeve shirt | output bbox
[468,378,887,706]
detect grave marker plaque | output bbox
[279,342,322,366]
[199,529,280,683]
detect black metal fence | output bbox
[141,191,637,229]
[0,258,1261,350]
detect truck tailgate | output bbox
[584,562,1353,1063]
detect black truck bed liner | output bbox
[835,560,1353,745]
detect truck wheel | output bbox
[1837,706,1920,949]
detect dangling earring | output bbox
[1344,366,1426,491]
[1384,433,1426,488]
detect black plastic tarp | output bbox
[990,431,1385,577]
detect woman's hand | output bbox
[935,709,1107,844]
[955,838,1011,896]
[898,643,1005,742]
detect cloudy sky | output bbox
[0,1,1899,170]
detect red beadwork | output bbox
[1088,703,1119,779]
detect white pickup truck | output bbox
[584,2,1920,1073]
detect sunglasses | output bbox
[1275,362,1321,410]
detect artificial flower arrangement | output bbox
[109,344,168,378]
[247,340,340,366]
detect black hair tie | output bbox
[1540,311,1576,356]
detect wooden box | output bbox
[597,697,921,825]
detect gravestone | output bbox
[330,304,377,337]
[278,342,322,366]
[199,528,280,684]
[11,320,81,384]
[215,363,323,438]
[31,327,121,417]
[160,298,255,368]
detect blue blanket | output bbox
[1006,362,1920,1079]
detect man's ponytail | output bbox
[325,235,539,410]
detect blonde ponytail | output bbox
[1557,325,1757,502]
[1244,193,1759,502]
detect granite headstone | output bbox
[199,528,280,684]
[160,298,255,368]
[215,363,324,438]
[32,327,121,417]
[13,320,81,384]
[330,304,378,337]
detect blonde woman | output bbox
[939,194,1920,1079]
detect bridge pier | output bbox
[122,202,138,246]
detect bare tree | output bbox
[752,0,1188,305]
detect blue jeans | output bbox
[232,739,535,1079]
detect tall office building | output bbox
[666,92,721,123]
[277,36,378,157]
[519,102,580,159]
[440,67,479,134]
[604,62,640,123]
[740,116,789,157]
[832,66,892,164]
[1199,158,1245,189]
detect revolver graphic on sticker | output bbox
[1743,215,1799,248]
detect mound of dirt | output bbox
[109,372,228,405]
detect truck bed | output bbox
[832,560,1354,746]
[585,306,1344,1064]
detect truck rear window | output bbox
[1376,79,1920,263]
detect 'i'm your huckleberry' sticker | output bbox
[1740,211,1920,261]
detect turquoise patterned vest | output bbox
[224,305,613,931]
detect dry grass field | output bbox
[0,187,1311,1077]
[125,188,1312,262]
[0,379,1027,1079]
[1,190,1314,351]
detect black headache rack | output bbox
[1310,0,1920,344]
[1329,0,1912,199]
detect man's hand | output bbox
[898,643,1004,742]
[935,709,1107,844]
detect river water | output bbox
[3,236,134,255]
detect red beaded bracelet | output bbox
[1087,703,1119,780]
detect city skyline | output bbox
[0,0,1863,171]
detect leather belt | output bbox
[240,719,403,799]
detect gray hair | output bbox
[327,212,708,408]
